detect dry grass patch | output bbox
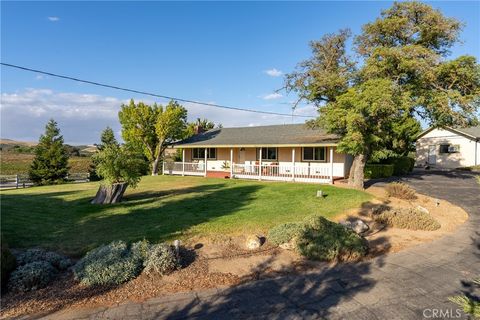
[372,207,440,231]
[385,182,417,200]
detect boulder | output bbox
[340,219,369,234]
[245,235,262,250]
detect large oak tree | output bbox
[286,2,480,188]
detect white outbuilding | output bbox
[416,126,480,169]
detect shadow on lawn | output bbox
[1,182,263,256]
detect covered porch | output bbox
[164,146,349,184]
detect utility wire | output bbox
[1,63,316,118]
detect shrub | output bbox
[373,207,440,231]
[385,182,417,200]
[296,216,368,262]
[73,241,142,286]
[364,164,394,179]
[390,156,415,176]
[1,237,16,288]
[16,248,72,271]
[143,244,179,276]
[7,261,57,292]
[268,223,304,246]
[130,239,151,263]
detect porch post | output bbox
[230,148,234,177]
[291,147,295,181]
[259,148,262,181]
[330,147,334,184]
[204,148,208,177]
[182,149,185,176]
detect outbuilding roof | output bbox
[174,124,340,148]
[417,125,480,140]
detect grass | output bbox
[0,152,92,175]
[0,175,372,256]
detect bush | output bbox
[385,182,417,200]
[16,248,72,271]
[130,239,151,263]
[7,261,57,292]
[390,156,415,176]
[296,216,368,262]
[268,223,304,246]
[364,164,394,179]
[73,241,142,286]
[143,244,179,275]
[1,237,16,288]
[373,207,440,231]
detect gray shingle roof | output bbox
[457,126,480,139]
[174,124,340,147]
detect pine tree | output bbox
[29,119,70,185]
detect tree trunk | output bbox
[151,157,160,176]
[91,183,129,204]
[348,154,368,189]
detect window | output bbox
[256,147,277,160]
[439,144,460,154]
[302,147,326,161]
[192,148,216,159]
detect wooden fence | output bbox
[0,173,90,189]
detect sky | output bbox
[1,1,479,144]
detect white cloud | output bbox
[0,89,308,144]
[262,93,283,100]
[264,68,283,77]
[48,16,60,22]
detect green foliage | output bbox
[16,248,72,271]
[1,236,16,288]
[92,144,145,188]
[449,294,480,318]
[73,240,142,286]
[373,207,440,231]
[118,100,188,174]
[97,127,119,151]
[286,2,479,188]
[268,223,304,246]
[184,118,222,138]
[385,182,417,200]
[296,216,368,262]
[8,261,57,292]
[364,164,394,179]
[11,145,36,153]
[389,156,415,176]
[29,119,70,185]
[143,243,179,276]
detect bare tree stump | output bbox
[91,183,128,204]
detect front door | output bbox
[239,148,246,164]
[428,145,436,165]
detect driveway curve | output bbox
[48,171,479,320]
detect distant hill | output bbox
[0,139,97,155]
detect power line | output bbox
[1,62,316,118]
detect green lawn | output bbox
[1,175,372,256]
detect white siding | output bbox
[416,128,479,168]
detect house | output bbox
[416,126,480,169]
[164,124,353,184]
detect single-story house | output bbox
[164,124,353,184]
[416,126,480,169]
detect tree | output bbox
[91,144,145,204]
[286,2,480,189]
[183,118,222,138]
[90,127,120,181]
[29,119,70,185]
[97,126,119,151]
[118,100,188,175]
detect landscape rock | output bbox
[340,219,369,234]
[245,235,262,250]
[416,206,429,214]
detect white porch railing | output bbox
[163,162,205,176]
[232,164,332,183]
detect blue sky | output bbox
[1,1,479,144]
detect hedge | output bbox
[389,157,415,176]
[364,164,394,179]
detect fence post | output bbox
[15,174,19,189]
